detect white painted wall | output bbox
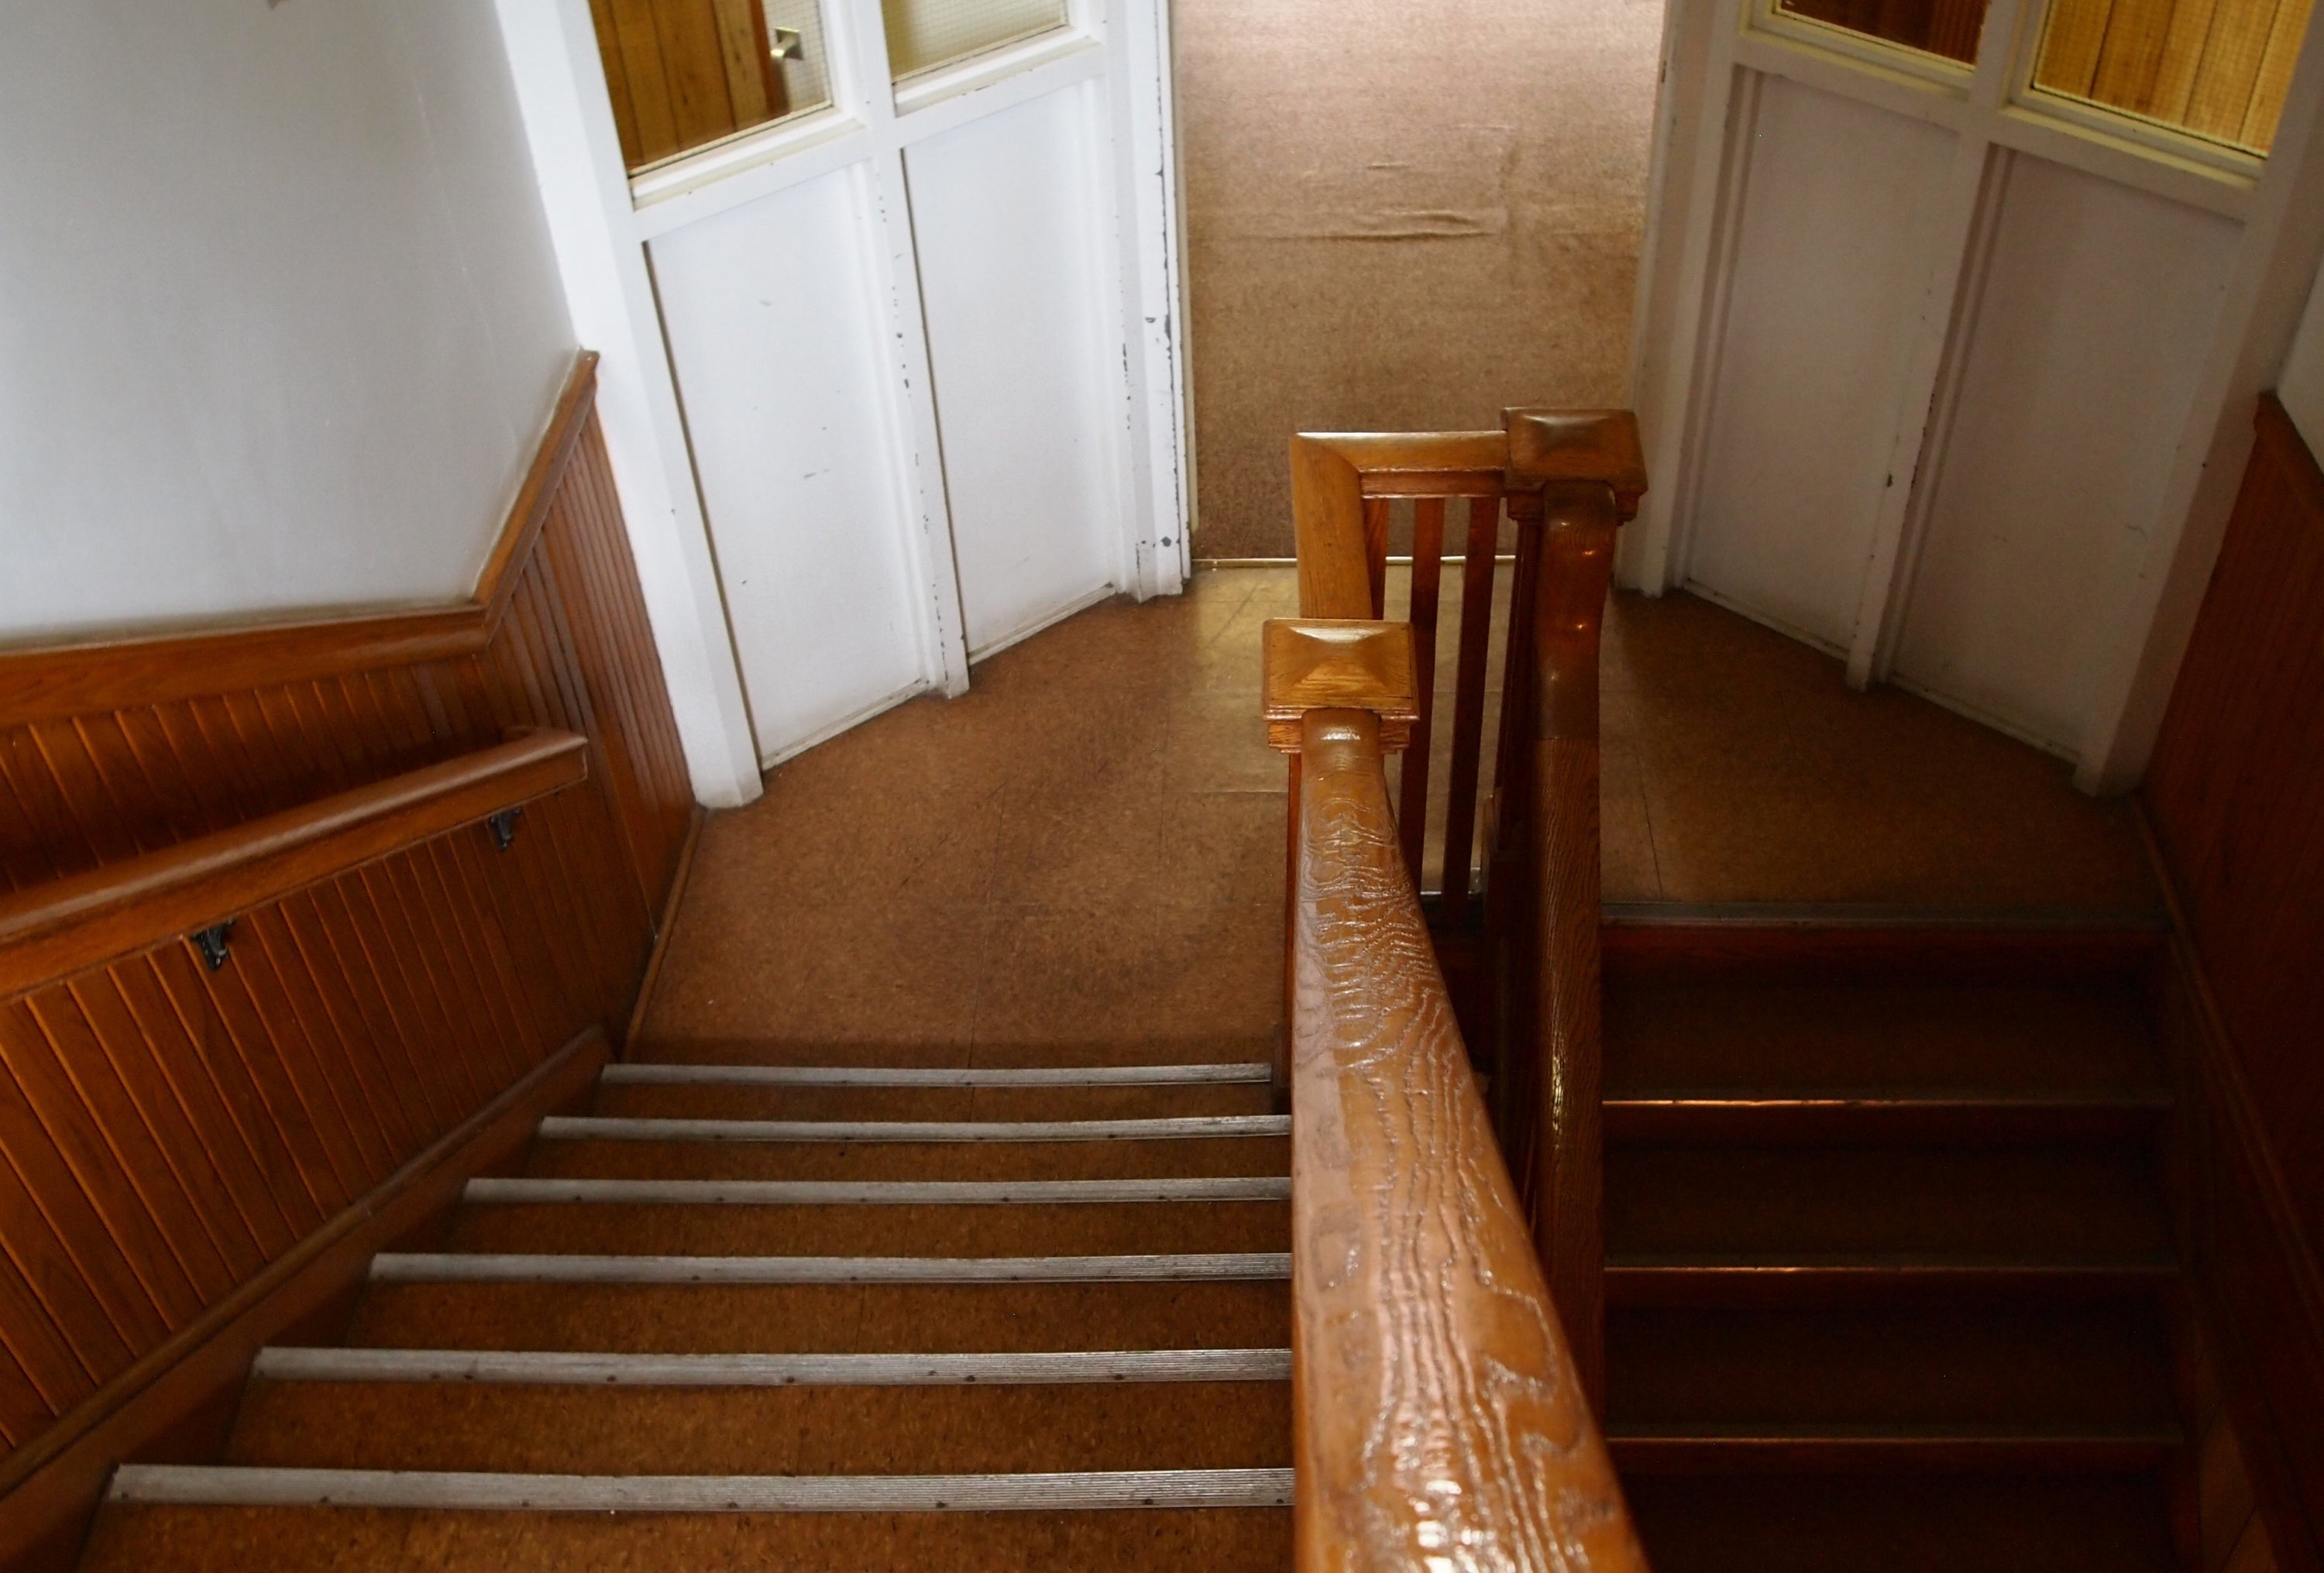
[2282,256,2324,448]
[0,0,573,643]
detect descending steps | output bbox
[81,1060,1294,1571]
[1599,926,2189,1573]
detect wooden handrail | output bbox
[1284,704,1645,1572]
[0,729,589,999]
[1275,410,1646,1565]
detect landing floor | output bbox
[638,568,2154,1065]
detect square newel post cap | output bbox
[1260,620,1419,754]
[1502,408,1648,521]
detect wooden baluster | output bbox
[1362,498,1391,617]
[1483,495,1543,1183]
[1528,479,1621,1413]
[1435,496,1501,924]
[1396,500,1446,885]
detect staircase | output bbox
[78,1056,1295,1569]
[1597,921,2189,1573]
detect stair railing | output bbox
[1267,411,1646,1568]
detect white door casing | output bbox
[497,0,1191,772]
[1628,0,2324,790]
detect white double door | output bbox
[640,0,1186,763]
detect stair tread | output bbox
[591,1084,1275,1121]
[346,1280,1292,1355]
[1624,1472,2178,1573]
[109,1464,1297,1509]
[81,1500,1293,1573]
[1607,1304,2178,1429]
[525,1136,1289,1183]
[438,1199,1288,1258]
[1608,1144,2172,1262]
[539,1114,1289,1142]
[221,1382,1293,1476]
[252,1347,1292,1385]
[1605,981,2164,1098]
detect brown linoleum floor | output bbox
[638,566,2153,1067]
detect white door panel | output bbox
[1891,159,2236,748]
[1631,0,2324,782]
[1686,79,1956,650]
[909,85,1117,653]
[651,168,929,754]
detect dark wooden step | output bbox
[1623,1471,2178,1573]
[1607,1304,2179,1430]
[1604,1094,2169,1145]
[1607,1425,2181,1473]
[1607,1143,2173,1266]
[346,1279,1292,1355]
[1604,978,2166,1101]
[1605,1261,2176,1307]
[222,1378,1292,1476]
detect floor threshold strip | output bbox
[251,1347,1294,1386]
[368,1252,1294,1284]
[536,1114,1289,1144]
[463,1176,1292,1206]
[600,1063,1274,1087]
[106,1465,1298,1513]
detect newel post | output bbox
[1504,410,1646,1413]
[1260,620,1421,1111]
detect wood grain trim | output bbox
[620,803,705,1052]
[1290,433,1505,619]
[2255,392,2324,526]
[477,356,603,634]
[2138,807,2324,1572]
[0,731,588,1001]
[0,354,600,728]
[0,1028,607,1572]
[1289,706,1644,1573]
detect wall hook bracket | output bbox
[192,921,235,972]
[487,808,523,852]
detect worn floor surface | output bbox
[641,567,2154,1068]
[1175,0,1665,557]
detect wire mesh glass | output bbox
[882,0,1070,81]
[2029,0,2313,153]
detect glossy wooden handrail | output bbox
[0,729,590,1000]
[1287,705,1645,1572]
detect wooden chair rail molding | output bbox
[0,730,587,1002]
[0,346,700,1569]
[1281,704,1645,1573]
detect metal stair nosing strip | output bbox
[367,1252,1294,1283]
[534,1115,1291,1144]
[105,1465,1298,1513]
[599,1063,1274,1087]
[249,1347,1294,1386]
[461,1176,1293,1206]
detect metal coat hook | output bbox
[488,808,523,852]
[192,921,235,972]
